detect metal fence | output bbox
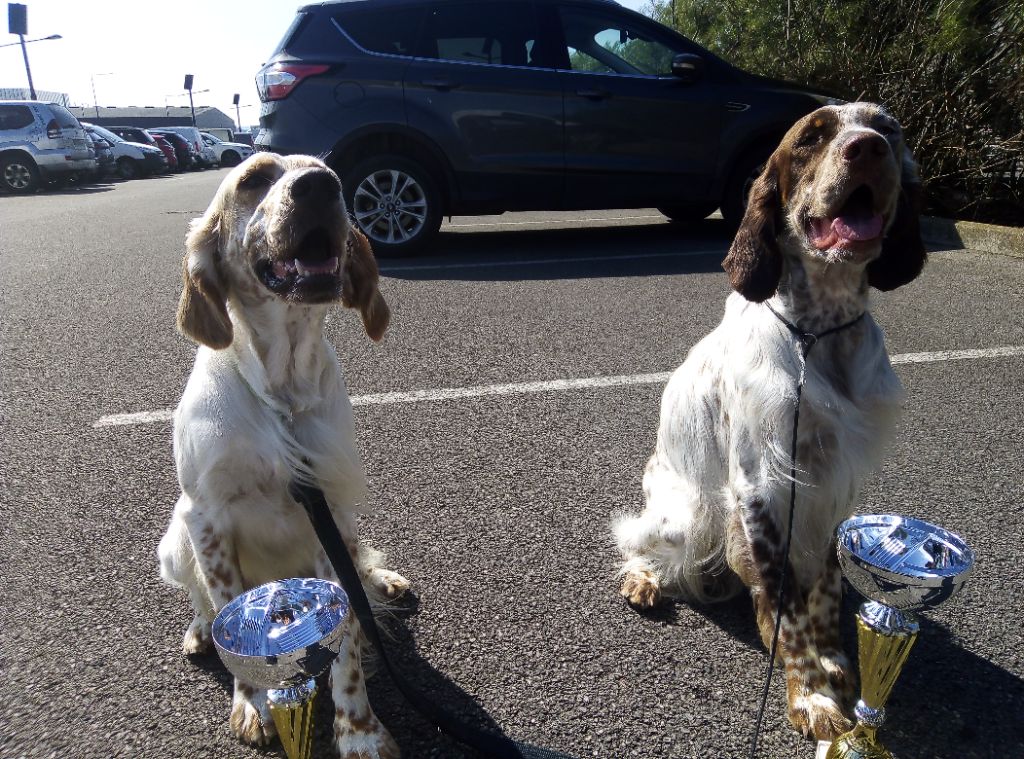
[0,88,70,105]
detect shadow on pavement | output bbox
[365,594,582,759]
[883,620,1024,759]
[654,589,1023,759]
[380,218,733,282]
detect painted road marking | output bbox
[93,346,1024,429]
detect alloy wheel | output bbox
[351,169,428,245]
[4,162,32,190]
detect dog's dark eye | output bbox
[874,122,898,137]
[240,172,273,191]
[796,130,823,148]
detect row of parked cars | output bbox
[0,100,253,194]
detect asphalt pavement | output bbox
[1,170,1022,759]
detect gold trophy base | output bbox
[825,604,919,759]
[267,682,317,759]
[826,724,893,759]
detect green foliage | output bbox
[644,0,1024,222]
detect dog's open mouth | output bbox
[257,227,343,301]
[805,185,884,251]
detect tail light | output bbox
[256,62,329,101]
[46,119,61,139]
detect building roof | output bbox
[66,105,236,129]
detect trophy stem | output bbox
[825,602,919,759]
[267,678,318,759]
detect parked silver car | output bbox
[0,100,96,193]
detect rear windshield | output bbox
[271,11,310,56]
[88,124,123,143]
[0,104,35,130]
[337,7,424,56]
[48,104,81,129]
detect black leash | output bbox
[747,303,865,759]
[290,479,564,759]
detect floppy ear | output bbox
[868,152,927,291]
[176,209,233,349]
[341,227,390,342]
[722,157,783,302]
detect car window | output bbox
[0,104,35,130]
[272,10,310,56]
[88,124,123,143]
[418,2,542,67]
[336,6,424,56]
[48,104,82,129]
[557,6,681,76]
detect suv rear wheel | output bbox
[2,154,40,193]
[343,155,442,257]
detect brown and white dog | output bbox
[614,103,926,740]
[158,153,407,758]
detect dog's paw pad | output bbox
[373,569,411,600]
[788,692,852,742]
[335,723,400,759]
[620,570,661,609]
[230,694,275,745]
[182,616,212,655]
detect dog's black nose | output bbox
[291,168,341,202]
[842,133,889,164]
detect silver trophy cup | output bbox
[212,578,350,759]
[824,515,974,759]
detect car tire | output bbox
[1,154,41,194]
[342,155,443,257]
[658,204,718,224]
[221,150,241,167]
[117,157,139,180]
[720,145,774,227]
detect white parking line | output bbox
[93,346,1024,429]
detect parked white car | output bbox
[82,123,167,179]
[200,132,253,167]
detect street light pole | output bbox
[17,32,35,99]
[91,72,113,120]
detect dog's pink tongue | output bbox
[833,213,883,242]
[808,214,884,249]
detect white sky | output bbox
[1,0,648,129]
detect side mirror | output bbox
[671,53,704,83]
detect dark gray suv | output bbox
[256,0,837,254]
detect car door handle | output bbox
[422,79,458,91]
[576,88,611,100]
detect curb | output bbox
[921,216,1024,259]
